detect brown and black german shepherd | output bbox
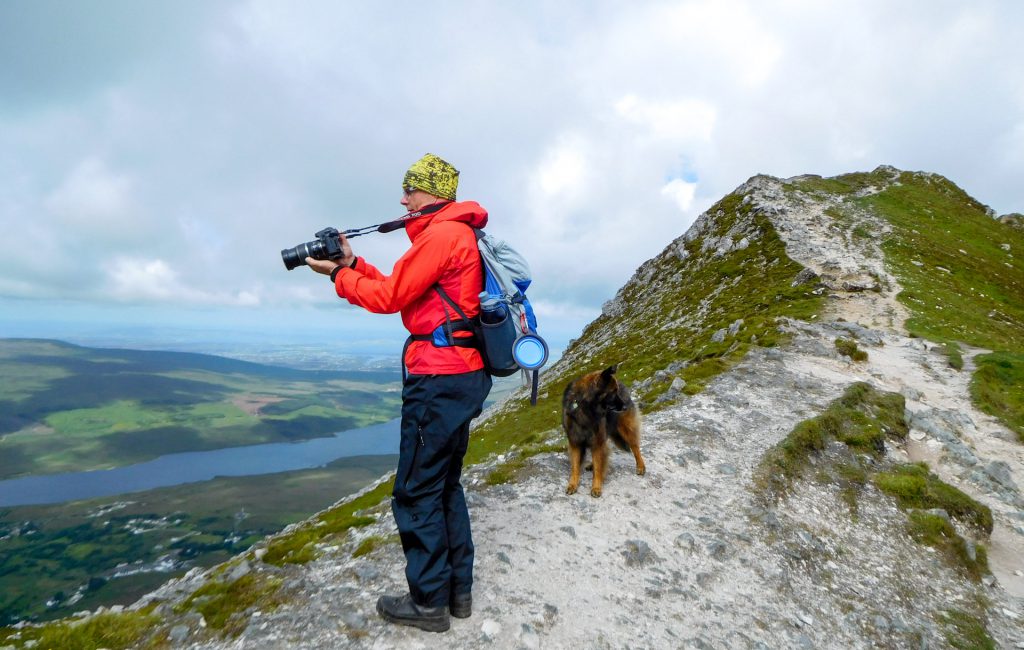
[562,364,645,497]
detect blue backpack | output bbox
[432,228,548,405]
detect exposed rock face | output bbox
[97,170,1024,648]
[1000,213,1024,230]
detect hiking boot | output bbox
[376,593,450,633]
[450,591,472,619]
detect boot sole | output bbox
[450,606,471,619]
[376,602,450,633]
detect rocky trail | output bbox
[172,315,1023,649]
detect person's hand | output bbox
[306,233,355,275]
[306,257,341,275]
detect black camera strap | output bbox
[343,201,452,239]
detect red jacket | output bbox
[334,201,488,375]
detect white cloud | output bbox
[661,179,698,213]
[45,157,134,228]
[1001,123,1024,167]
[2,0,1024,348]
[652,0,783,88]
[615,95,717,142]
[105,257,262,306]
[534,136,589,201]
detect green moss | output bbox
[352,534,399,558]
[906,512,988,579]
[937,608,996,650]
[262,513,375,566]
[943,342,965,371]
[485,441,565,486]
[970,352,1024,442]
[755,382,906,498]
[174,573,282,635]
[874,463,993,534]
[874,463,993,579]
[834,337,868,362]
[262,527,321,565]
[0,609,161,650]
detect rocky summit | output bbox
[5,167,1023,649]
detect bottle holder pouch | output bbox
[480,310,519,374]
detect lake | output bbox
[0,419,400,507]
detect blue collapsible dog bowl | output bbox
[512,333,548,370]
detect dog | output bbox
[562,364,645,497]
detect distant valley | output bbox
[0,339,402,480]
[0,338,403,624]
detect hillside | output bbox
[0,339,401,479]
[3,167,1023,649]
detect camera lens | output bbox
[281,244,304,270]
[281,240,320,270]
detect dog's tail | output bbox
[608,407,634,451]
[609,426,631,452]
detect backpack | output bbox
[429,228,549,405]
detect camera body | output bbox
[281,227,344,270]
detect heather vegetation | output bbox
[834,337,868,362]
[0,609,161,650]
[754,382,908,500]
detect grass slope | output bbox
[970,352,1024,443]
[0,339,401,478]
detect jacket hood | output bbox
[405,201,488,240]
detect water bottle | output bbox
[479,291,507,325]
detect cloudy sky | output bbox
[1,0,1021,356]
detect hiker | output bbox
[305,153,491,633]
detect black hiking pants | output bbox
[392,369,491,608]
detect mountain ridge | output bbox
[3,167,1023,649]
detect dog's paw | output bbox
[590,486,602,498]
[566,484,578,495]
[636,465,646,476]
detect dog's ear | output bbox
[601,364,619,381]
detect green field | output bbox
[0,339,402,479]
[0,454,397,625]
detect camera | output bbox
[281,227,344,270]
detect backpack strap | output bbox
[405,286,479,348]
[432,285,481,345]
